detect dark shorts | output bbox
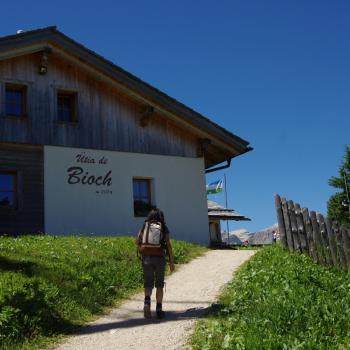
[142,255,166,289]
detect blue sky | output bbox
[1,0,349,232]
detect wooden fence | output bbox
[275,194,350,270]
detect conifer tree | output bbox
[327,146,350,227]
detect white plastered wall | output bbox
[44,146,210,245]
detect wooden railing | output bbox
[275,194,350,270]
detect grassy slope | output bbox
[191,244,350,350]
[0,235,207,350]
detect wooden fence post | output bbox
[288,200,301,252]
[295,203,308,253]
[333,222,347,269]
[281,197,294,252]
[341,227,350,269]
[275,194,288,249]
[302,208,317,262]
[325,218,339,267]
[317,214,332,265]
[310,211,324,264]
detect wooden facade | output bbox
[0,54,198,159]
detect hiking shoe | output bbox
[143,303,151,318]
[156,309,165,319]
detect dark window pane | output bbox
[133,178,153,217]
[65,110,71,121]
[6,104,16,116]
[15,104,22,116]
[0,172,16,209]
[5,89,24,116]
[140,183,148,198]
[63,97,71,109]
[133,179,150,204]
[57,93,75,122]
[0,174,14,191]
[15,92,22,105]
[0,192,14,207]
[141,184,148,202]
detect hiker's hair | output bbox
[146,208,165,224]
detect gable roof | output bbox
[0,27,252,167]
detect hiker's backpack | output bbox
[138,220,165,256]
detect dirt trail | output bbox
[56,250,255,350]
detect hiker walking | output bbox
[136,208,175,319]
[272,231,277,244]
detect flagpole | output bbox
[224,173,229,245]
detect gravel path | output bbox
[56,250,255,350]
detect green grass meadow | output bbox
[191,244,350,350]
[0,235,207,350]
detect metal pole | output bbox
[224,173,229,244]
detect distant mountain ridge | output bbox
[222,223,279,245]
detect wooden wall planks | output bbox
[0,54,199,159]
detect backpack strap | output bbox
[160,222,167,248]
[145,221,151,244]
[136,222,146,259]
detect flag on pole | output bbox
[206,179,224,195]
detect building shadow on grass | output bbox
[0,256,37,276]
[69,306,213,335]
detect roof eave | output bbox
[0,27,251,154]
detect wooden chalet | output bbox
[0,27,252,245]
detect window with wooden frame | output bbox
[57,91,77,123]
[133,178,154,217]
[0,171,17,209]
[5,83,27,117]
